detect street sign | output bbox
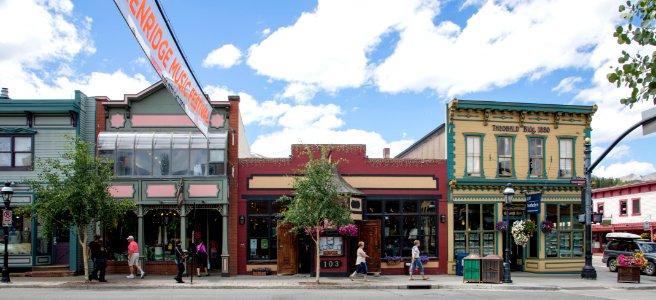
[2,210,11,227]
[642,106,656,136]
[645,221,651,231]
[570,177,586,186]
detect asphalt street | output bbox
[0,287,652,300]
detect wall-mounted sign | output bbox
[114,0,213,137]
[320,260,342,269]
[526,192,542,214]
[492,125,550,133]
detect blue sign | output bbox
[526,192,542,214]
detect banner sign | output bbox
[114,0,213,137]
[526,192,542,214]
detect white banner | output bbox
[114,0,213,136]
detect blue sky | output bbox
[1,0,655,178]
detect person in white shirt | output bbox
[349,241,370,282]
[409,239,429,280]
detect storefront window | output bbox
[368,199,438,258]
[453,203,495,258]
[247,200,285,261]
[143,209,180,261]
[0,215,33,255]
[545,204,583,258]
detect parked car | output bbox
[602,232,656,276]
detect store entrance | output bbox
[297,234,313,274]
[187,208,222,270]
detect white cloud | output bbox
[202,44,242,69]
[247,0,429,100]
[591,144,630,162]
[552,76,582,94]
[375,0,616,96]
[204,85,292,126]
[593,161,656,178]
[0,0,151,100]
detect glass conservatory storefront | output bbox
[97,132,226,177]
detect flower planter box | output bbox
[252,271,268,276]
[386,261,402,266]
[617,266,640,283]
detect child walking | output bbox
[349,241,370,282]
[409,240,429,280]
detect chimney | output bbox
[383,148,390,159]
[0,88,9,99]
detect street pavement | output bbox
[1,256,655,290]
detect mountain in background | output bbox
[619,172,656,182]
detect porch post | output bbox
[221,204,229,277]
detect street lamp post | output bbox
[502,183,514,284]
[1,182,14,283]
[581,138,597,280]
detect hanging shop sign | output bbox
[526,192,542,214]
[114,0,213,137]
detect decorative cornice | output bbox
[0,128,37,135]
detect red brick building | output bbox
[238,144,447,276]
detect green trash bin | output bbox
[463,254,481,283]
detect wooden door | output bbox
[276,223,298,275]
[360,220,381,273]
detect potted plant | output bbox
[617,252,647,283]
[385,255,403,265]
[252,267,271,276]
[511,219,536,246]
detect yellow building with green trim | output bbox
[446,99,596,274]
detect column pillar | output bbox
[180,205,187,250]
[221,204,230,277]
[137,205,144,256]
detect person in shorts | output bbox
[126,235,145,279]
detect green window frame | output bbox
[496,135,515,178]
[464,134,485,177]
[453,203,496,258]
[557,137,577,178]
[544,203,583,258]
[527,136,547,178]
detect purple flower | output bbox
[496,221,508,232]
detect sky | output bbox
[1,0,655,179]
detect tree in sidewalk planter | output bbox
[23,137,134,281]
[277,146,353,284]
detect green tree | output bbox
[25,137,134,280]
[278,147,352,283]
[591,175,636,188]
[608,0,656,106]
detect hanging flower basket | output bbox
[540,220,555,234]
[496,221,508,232]
[337,224,358,236]
[511,220,536,246]
[304,226,325,237]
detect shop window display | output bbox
[453,203,495,258]
[367,199,437,258]
[247,200,286,261]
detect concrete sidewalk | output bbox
[1,270,655,290]
[1,257,655,290]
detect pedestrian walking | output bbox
[95,242,108,282]
[349,241,369,282]
[126,235,145,279]
[196,240,209,276]
[174,240,186,283]
[409,240,428,280]
[87,235,101,281]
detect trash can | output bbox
[463,254,481,283]
[455,253,469,276]
[481,254,503,283]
